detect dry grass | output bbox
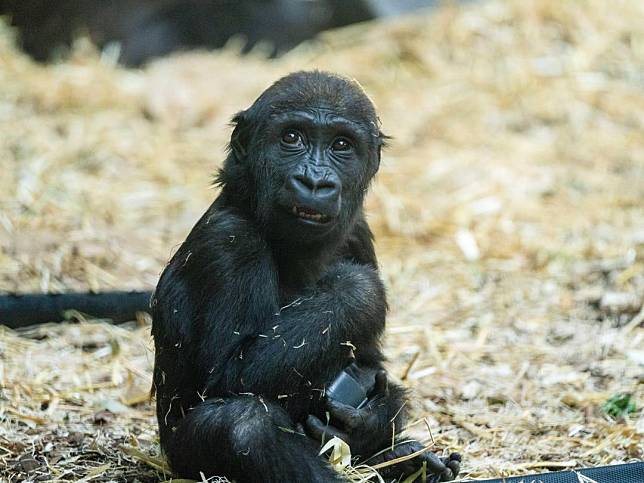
[1,0,643,481]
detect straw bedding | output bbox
[0,0,642,481]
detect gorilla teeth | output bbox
[299,211,322,221]
[292,206,327,222]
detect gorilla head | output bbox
[217,71,386,245]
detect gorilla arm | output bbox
[220,259,387,396]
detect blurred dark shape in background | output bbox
[0,0,445,67]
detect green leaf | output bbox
[602,393,636,418]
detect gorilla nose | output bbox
[288,172,340,201]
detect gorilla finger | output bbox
[373,370,388,396]
[377,457,417,481]
[448,452,462,462]
[306,414,346,443]
[326,399,361,428]
[447,460,460,478]
[439,467,456,482]
[437,452,461,480]
[305,415,329,440]
[420,451,448,475]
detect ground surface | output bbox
[0,1,643,481]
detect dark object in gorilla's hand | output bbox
[151,71,460,483]
[326,363,377,409]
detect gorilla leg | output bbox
[164,396,344,482]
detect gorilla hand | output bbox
[305,369,460,482]
[305,370,390,454]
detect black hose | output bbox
[472,461,643,483]
[0,291,153,328]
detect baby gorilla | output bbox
[151,71,461,482]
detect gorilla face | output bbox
[221,71,386,245]
[269,107,377,238]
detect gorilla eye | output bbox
[281,130,302,146]
[331,137,352,152]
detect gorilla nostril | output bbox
[294,174,315,191]
[316,179,336,191]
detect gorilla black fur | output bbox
[151,71,460,482]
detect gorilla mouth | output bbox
[291,205,331,223]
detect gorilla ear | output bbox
[373,130,390,173]
[378,130,390,149]
[229,110,251,160]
